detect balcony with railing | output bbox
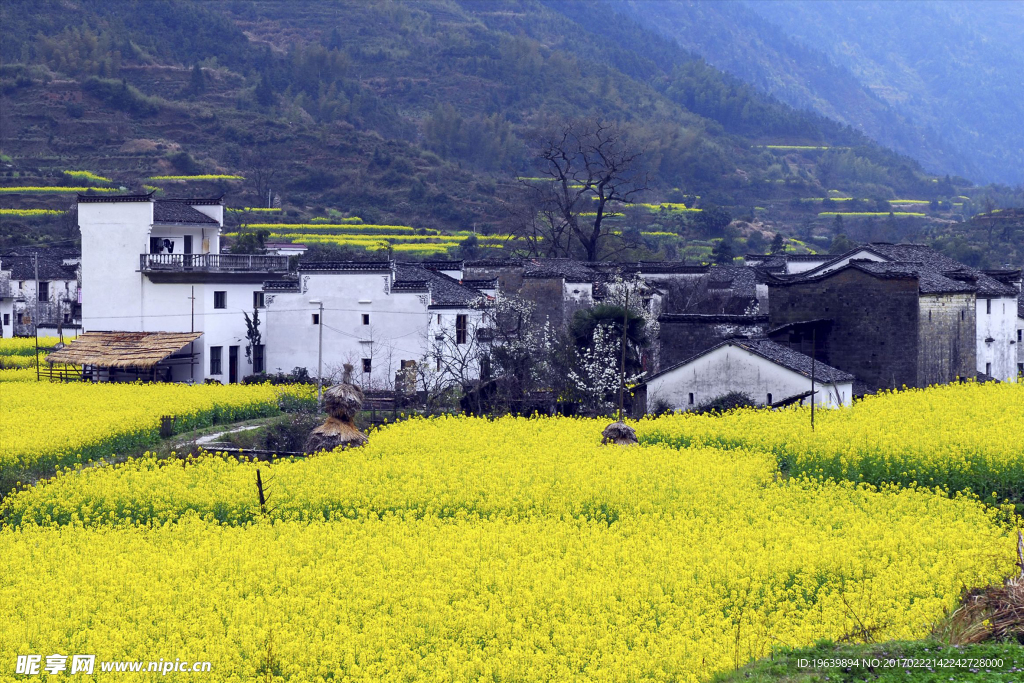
[140,253,290,273]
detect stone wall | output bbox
[769,269,921,391]
[918,293,976,385]
[658,314,768,370]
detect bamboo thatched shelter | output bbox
[45,331,202,372]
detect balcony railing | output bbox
[141,253,290,273]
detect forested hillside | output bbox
[0,0,1020,266]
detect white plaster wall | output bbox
[1017,313,1024,377]
[78,201,154,332]
[785,258,830,274]
[265,271,434,388]
[977,296,1019,382]
[816,249,884,275]
[646,343,852,412]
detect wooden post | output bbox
[160,415,175,438]
[256,469,266,514]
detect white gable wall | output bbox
[977,295,1020,382]
[645,343,852,412]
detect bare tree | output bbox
[243,148,277,208]
[510,120,649,261]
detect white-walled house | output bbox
[0,253,80,338]
[641,337,854,413]
[74,193,290,381]
[787,243,1020,382]
[263,260,490,390]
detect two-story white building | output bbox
[67,193,290,381]
[263,260,490,390]
[0,251,80,338]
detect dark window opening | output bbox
[362,313,370,325]
[38,281,49,302]
[986,299,992,315]
[986,362,992,376]
[1018,330,1022,342]
[2,314,8,326]
[456,314,468,345]
[253,345,265,374]
[312,313,320,325]
[688,392,694,405]
[184,235,193,254]
[766,393,773,406]
[961,310,965,321]
[253,291,265,309]
[210,346,223,375]
[362,358,372,373]
[213,291,227,309]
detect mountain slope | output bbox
[609,0,970,180]
[742,0,1024,186]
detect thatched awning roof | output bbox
[46,332,202,369]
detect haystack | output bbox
[601,421,637,446]
[304,365,368,453]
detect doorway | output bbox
[229,345,239,383]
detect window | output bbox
[766,393,773,406]
[456,314,468,345]
[183,235,193,254]
[1018,329,1022,342]
[214,291,227,309]
[362,313,370,325]
[436,356,441,372]
[688,392,694,405]
[961,310,965,321]
[2,314,8,326]
[18,281,23,290]
[986,362,992,376]
[312,313,320,325]
[986,299,992,315]
[253,291,265,309]
[38,281,48,302]
[437,314,442,324]
[253,344,265,374]
[17,314,24,325]
[209,346,223,375]
[362,358,372,373]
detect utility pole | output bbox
[189,286,196,382]
[310,299,324,408]
[618,287,629,422]
[810,328,816,431]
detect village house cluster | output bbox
[5,193,1022,413]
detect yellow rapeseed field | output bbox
[0,415,1016,681]
[639,381,1024,501]
[0,382,314,485]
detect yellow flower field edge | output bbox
[638,382,1024,504]
[0,382,315,495]
[0,416,778,527]
[0,413,1016,681]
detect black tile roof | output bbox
[78,192,153,203]
[153,200,219,225]
[853,261,977,294]
[805,243,1019,297]
[1018,291,1024,319]
[646,337,855,384]
[0,255,78,281]
[522,258,598,282]
[395,262,486,307]
[298,260,392,273]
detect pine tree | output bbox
[769,232,785,254]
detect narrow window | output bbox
[253,344,265,374]
[312,313,320,325]
[18,281,24,289]
[928,310,932,322]
[437,314,442,324]
[362,313,370,325]
[2,314,8,325]
[961,310,965,321]
[209,346,223,375]
[766,393,773,406]
[436,356,441,372]
[184,235,193,254]
[986,362,992,376]
[362,358,372,373]
[253,291,265,309]
[456,314,468,345]
[986,299,992,315]
[214,291,227,309]
[1018,329,1022,342]
[688,392,694,405]
[17,313,24,325]
[38,281,49,302]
